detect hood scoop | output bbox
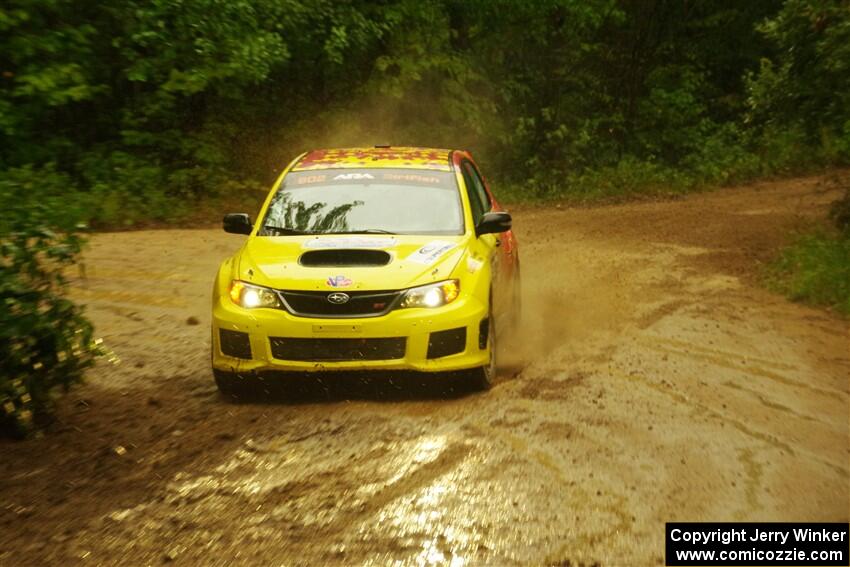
[299,249,392,267]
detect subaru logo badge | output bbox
[327,292,350,305]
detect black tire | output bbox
[213,368,246,400]
[211,327,249,400]
[471,313,496,390]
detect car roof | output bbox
[292,147,454,172]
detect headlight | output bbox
[400,280,460,309]
[229,281,281,309]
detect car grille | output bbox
[269,337,406,361]
[279,290,401,318]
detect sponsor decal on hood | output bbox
[302,237,398,250]
[326,275,353,288]
[407,240,457,266]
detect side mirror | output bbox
[475,211,512,237]
[223,213,252,235]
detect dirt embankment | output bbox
[1,172,848,566]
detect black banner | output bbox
[666,523,849,566]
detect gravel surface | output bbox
[1,172,848,566]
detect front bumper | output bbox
[211,293,489,373]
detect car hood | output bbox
[237,234,468,291]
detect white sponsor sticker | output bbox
[302,237,397,250]
[407,240,457,265]
[333,173,374,181]
[466,257,483,273]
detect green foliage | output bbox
[746,0,850,163]
[769,182,850,316]
[6,0,838,212]
[829,188,850,232]
[0,166,100,436]
[0,0,314,226]
[4,0,846,208]
[681,124,762,185]
[768,229,850,316]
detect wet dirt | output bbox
[1,173,849,566]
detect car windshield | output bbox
[260,168,464,236]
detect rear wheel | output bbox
[512,264,522,328]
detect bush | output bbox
[768,180,850,316]
[569,158,690,200]
[768,228,850,316]
[682,124,761,185]
[78,151,184,227]
[830,187,850,232]
[0,166,100,436]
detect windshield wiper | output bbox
[332,229,398,235]
[262,226,313,236]
[263,227,398,236]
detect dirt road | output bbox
[2,173,848,566]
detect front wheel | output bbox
[470,314,496,390]
[213,368,247,400]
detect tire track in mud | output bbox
[640,339,847,398]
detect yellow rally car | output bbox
[212,146,520,394]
